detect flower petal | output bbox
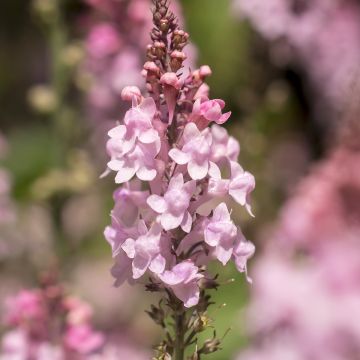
[188,160,208,180]
[147,195,167,214]
[169,148,191,165]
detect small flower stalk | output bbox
[103,1,255,358]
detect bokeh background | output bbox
[1,0,360,359]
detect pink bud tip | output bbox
[200,65,212,78]
[143,61,160,73]
[160,73,181,90]
[121,86,142,102]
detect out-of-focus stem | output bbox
[48,0,73,153]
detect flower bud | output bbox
[200,65,212,78]
[170,50,187,72]
[121,86,142,102]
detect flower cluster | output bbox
[103,0,255,309]
[236,142,360,360]
[1,279,105,359]
[233,0,360,126]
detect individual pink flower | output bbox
[86,23,121,59]
[64,325,104,354]
[158,261,204,307]
[121,221,166,279]
[208,161,255,216]
[210,124,240,163]
[112,181,150,227]
[169,123,213,180]
[233,230,256,282]
[204,203,237,265]
[189,98,231,130]
[5,290,46,326]
[147,173,195,232]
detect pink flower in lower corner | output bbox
[158,261,203,308]
[189,98,231,130]
[169,123,213,180]
[147,173,196,232]
[5,290,46,327]
[64,324,104,354]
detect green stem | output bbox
[174,309,186,360]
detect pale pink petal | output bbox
[136,166,157,181]
[181,211,192,233]
[161,212,184,231]
[216,111,231,124]
[215,247,233,266]
[107,159,124,171]
[139,97,156,118]
[169,148,191,165]
[173,283,200,308]
[183,122,201,143]
[149,254,166,274]
[213,202,231,222]
[208,161,222,179]
[168,173,184,190]
[115,167,136,183]
[108,125,126,138]
[138,128,159,144]
[132,255,151,279]
[188,160,209,180]
[147,195,167,213]
[121,238,136,259]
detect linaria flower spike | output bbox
[103,0,256,357]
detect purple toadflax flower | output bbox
[102,0,256,357]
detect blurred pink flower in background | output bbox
[236,141,360,360]
[233,0,360,126]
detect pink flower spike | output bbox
[160,72,182,124]
[158,261,204,307]
[147,173,195,232]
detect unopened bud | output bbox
[200,65,212,78]
[160,19,169,32]
[160,73,181,90]
[121,86,142,102]
[170,50,187,72]
[201,337,221,354]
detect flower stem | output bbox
[174,310,186,360]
